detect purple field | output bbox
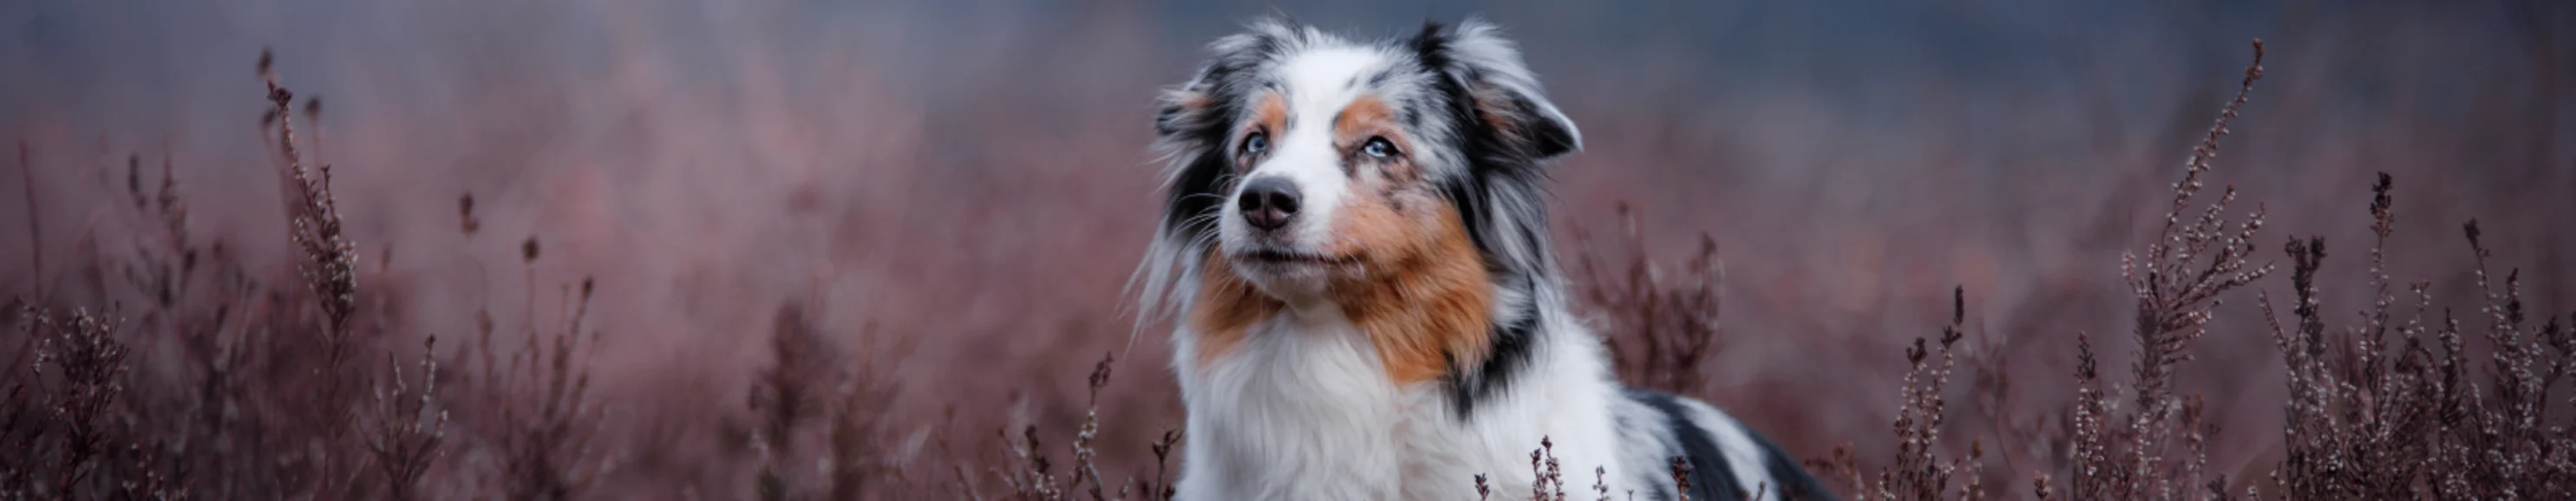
[3,1,2573,498]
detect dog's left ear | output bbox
[1412,19,1581,161]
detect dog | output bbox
[1134,17,1832,501]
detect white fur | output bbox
[1171,304,1636,501]
[1215,47,1382,303]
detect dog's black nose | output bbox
[1237,177,1300,231]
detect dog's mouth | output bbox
[1232,249,1363,267]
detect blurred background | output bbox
[3,0,2572,498]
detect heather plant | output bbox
[3,305,138,499]
[366,335,448,501]
[1578,204,1728,396]
[482,273,611,501]
[981,354,1123,501]
[1532,436,1567,501]
[2259,171,2576,498]
[1812,289,1987,501]
[7,43,1213,501]
[260,49,383,498]
[826,350,908,501]
[5,20,2573,501]
[1824,38,2272,501]
[1822,36,2576,501]
[2042,38,2273,501]
[747,303,915,501]
[754,303,840,500]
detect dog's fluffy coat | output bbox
[1136,18,1830,501]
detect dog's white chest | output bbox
[1177,309,1418,500]
[1174,309,1567,501]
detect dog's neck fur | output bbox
[1170,257,1624,500]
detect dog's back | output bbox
[1618,389,1834,500]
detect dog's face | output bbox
[1209,45,1455,301]
[1150,19,1579,306]
[1143,19,1578,387]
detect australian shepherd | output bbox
[1134,18,1832,501]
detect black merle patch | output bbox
[1630,389,1750,501]
[1444,276,1539,417]
[1754,429,1834,500]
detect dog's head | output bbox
[1139,18,1578,392]
[1144,16,1576,303]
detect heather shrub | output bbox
[2,16,2568,501]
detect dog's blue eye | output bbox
[1362,137,1396,159]
[1242,133,1268,156]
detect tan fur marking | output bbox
[1470,88,1528,140]
[1190,250,1279,367]
[1326,188,1493,387]
[1333,96,1421,179]
[1251,94,1288,138]
[1192,94,1493,385]
[1176,91,1215,114]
